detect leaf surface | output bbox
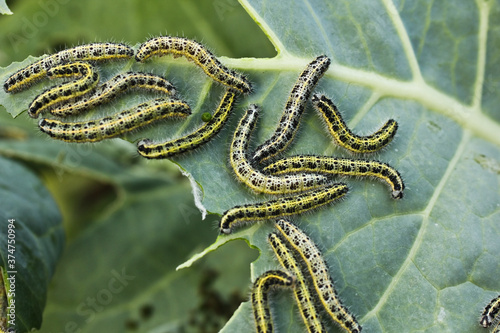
[181,1,500,332]
[0,156,64,331]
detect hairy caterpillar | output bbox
[39,97,190,142]
[275,219,362,332]
[50,72,176,117]
[251,270,296,333]
[219,183,348,234]
[252,55,330,163]
[230,104,327,195]
[263,155,404,199]
[137,89,236,159]
[481,294,500,328]
[4,42,133,93]
[312,94,397,153]
[268,233,327,333]
[28,62,100,118]
[135,36,252,94]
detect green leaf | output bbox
[1,0,500,332]
[37,179,248,333]
[0,156,64,331]
[0,0,12,15]
[178,1,500,332]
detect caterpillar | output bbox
[480,294,500,328]
[268,233,327,333]
[28,62,100,118]
[230,104,327,195]
[275,219,362,333]
[312,94,398,153]
[251,270,296,333]
[137,89,236,159]
[38,97,190,143]
[49,72,176,117]
[252,55,330,163]
[263,155,404,199]
[219,183,348,234]
[135,36,252,94]
[4,42,134,93]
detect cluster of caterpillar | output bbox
[219,55,403,235]
[4,38,251,146]
[4,38,409,333]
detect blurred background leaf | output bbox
[0,0,271,332]
[0,156,64,332]
[0,0,275,66]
